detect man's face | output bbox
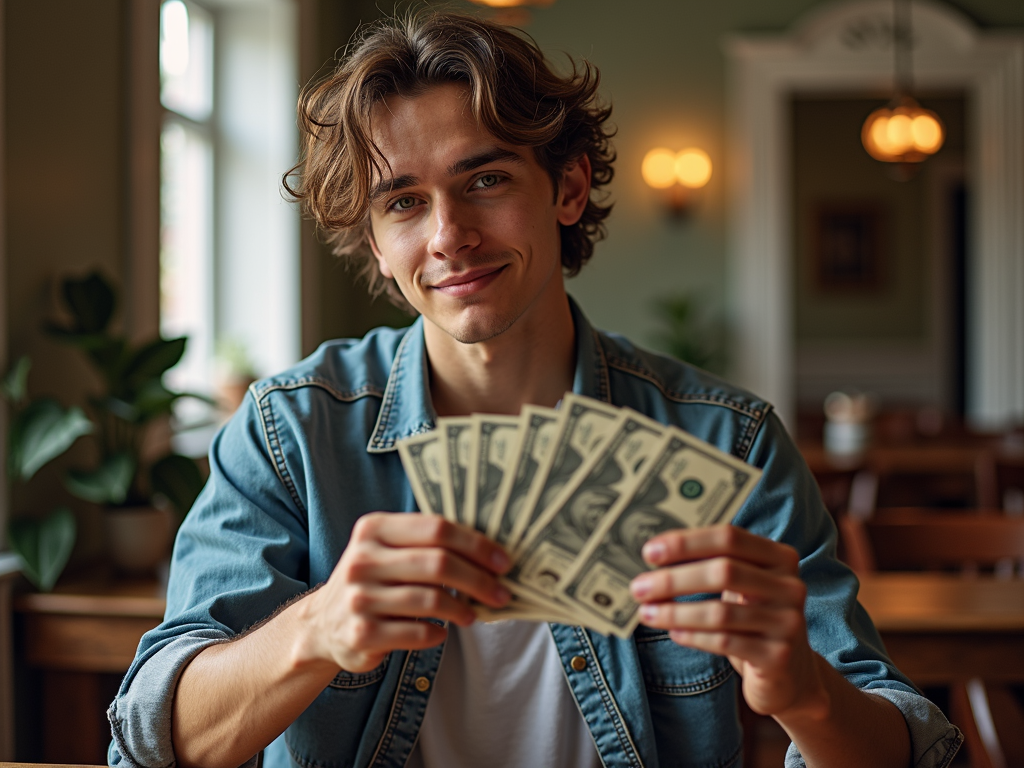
[367,83,588,345]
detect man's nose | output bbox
[427,197,481,258]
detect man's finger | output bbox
[630,558,806,606]
[638,600,804,640]
[362,545,512,607]
[346,584,480,626]
[641,525,800,573]
[354,512,511,573]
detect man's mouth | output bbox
[430,265,507,297]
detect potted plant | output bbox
[650,294,728,375]
[47,271,208,573]
[3,356,92,591]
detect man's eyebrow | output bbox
[369,148,525,204]
[370,174,419,203]
[448,147,525,177]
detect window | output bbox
[159,0,299,453]
[160,0,215,400]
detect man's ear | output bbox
[367,225,394,279]
[556,154,592,227]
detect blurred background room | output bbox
[0,0,1022,765]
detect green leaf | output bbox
[151,454,205,516]
[8,507,77,592]
[61,271,115,333]
[98,394,141,424]
[2,356,32,404]
[8,400,92,482]
[132,380,178,420]
[123,337,187,393]
[64,453,136,505]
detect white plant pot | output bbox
[104,506,174,575]
[824,420,871,458]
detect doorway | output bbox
[790,93,967,419]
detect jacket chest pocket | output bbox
[635,629,742,768]
[285,657,390,767]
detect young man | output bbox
[108,12,960,768]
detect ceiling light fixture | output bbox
[861,0,945,168]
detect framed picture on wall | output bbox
[813,204,884,292]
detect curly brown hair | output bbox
[283,10,615,313]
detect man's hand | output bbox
[629,526,828,720]
[300,513,512,674]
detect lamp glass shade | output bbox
[862,100,945,163]
[675,149,712,189]
[642,148,678,189]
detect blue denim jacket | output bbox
[108,300,961,768]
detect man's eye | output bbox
[391,196,418,211]
[475,174,501,188]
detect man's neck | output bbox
[424,290,576,417]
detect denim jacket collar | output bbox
[367,297,610,454]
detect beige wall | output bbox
[4,0,129,557]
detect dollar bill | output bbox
[486,406,560,545]
[396,430,448,517]
[506,395,621,551]
[505,410,666,605]
[438,417,475,526]
[474,594,575,625]
[558,428,762,638]
[465,415,522,534]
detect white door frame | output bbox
[724,0,1024,429]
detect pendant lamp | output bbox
[861,0,945,165]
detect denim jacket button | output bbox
[570,655,587,672]
[414,676,431,692]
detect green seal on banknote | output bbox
[680,479,703,499]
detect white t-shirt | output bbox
[405,621,603,768]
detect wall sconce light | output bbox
[641,147,712,219]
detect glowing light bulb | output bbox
[911,114,942,152]
[675,149,712,189]
[862,101,945,163]
[642,148,678,189]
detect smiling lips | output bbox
[430,265,507,297]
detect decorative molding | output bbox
[725,0,1024,428]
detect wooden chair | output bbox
[839,509,1024,574]
[995,454,1024,514]
[840,510,1024,768]
[865,447,999,511]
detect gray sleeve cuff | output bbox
[783,688,963,768]
[107,630,248,768]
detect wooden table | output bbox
[14,572,165,763]
[14,570,1023,761]
[857,573,1024,685]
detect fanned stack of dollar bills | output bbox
[397,394,762,639]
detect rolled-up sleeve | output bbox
[107,392,311,767]
[737,414,963,768]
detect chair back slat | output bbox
[842,510,1024,572]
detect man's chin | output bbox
[443,308,521,345]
